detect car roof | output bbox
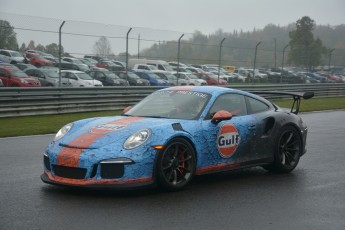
[161,86,259,97]
[61,70,85,73]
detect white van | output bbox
[128,59,174,72]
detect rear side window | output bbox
[247,97,269,114]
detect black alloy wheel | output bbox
[273,126,302,173]
[157,138,196,191]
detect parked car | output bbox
[0,49,25,64]
[196,73,227,85]
[96,61,124,71]
[87,70,129,86]
[128,59,174,72]
[25,53,52,67]
[132,64,158,72]
[155,72,188,86]
[175,72,207,86]
[0,66,41,87]
[14,63,37,71]
[61,70,103,87]
[134,71,170,86]
[62,57,89,71]
[41,86,313,190]
[53,61,88,71]
[25,68,72,87]
[115,71,150,86]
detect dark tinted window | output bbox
[247,97,269,114]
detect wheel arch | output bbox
[152,134,198,183]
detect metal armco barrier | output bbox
[0,84,345,117]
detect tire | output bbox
[156,138,196,191]
[268,126,302,173]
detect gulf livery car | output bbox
[41,86,313,190]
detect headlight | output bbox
[123,129,151,149]
[54,123,73,141]
[20,79,29,84]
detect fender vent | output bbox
[172,123,184,131]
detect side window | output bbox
[71,74,78,80]
[61,72,68,78]
[246,97,269,114]
[207,94,247,119]
[158,64,164,70]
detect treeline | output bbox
[139,22,345,68]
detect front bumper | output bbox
[41,172,154,189]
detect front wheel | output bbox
[266,126,302,173]
[156,138,196,191]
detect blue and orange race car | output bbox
[41,86,313,190]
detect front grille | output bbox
[100,164,124,179]
[52,165,87,179]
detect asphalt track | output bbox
[0,110,344,230]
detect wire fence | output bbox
[1,12,345,69]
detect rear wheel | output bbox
[156,138,196,191]
[266,126,302,173]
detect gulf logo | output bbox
[217,123,241,158]
[90,124,126,134]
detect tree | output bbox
[19,43,26,52]
[45,43,62,57]
[288,16,326,70]
[0,20,18,50]
[93,36,112,57]
[27,40,35,50]
[36,44,45,52]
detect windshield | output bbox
[166,74,177,80]
[163,65,174,71]
[75,73,93,80]
[105,72,120,79]
[9,69,29,78]
[127,73,140,79]
[10,51,23,57]
[187,74,199,79]
[126,90,210,120]
[41,70,59,78]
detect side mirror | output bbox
[211,110,232,124]
[123,106,132,114]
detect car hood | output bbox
[58,116,192,149]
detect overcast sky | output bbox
[1,0,345,56]
[2,0,345,34]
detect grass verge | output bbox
[0,97,344,138]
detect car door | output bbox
[61,72,77,87]
[200,93,260,168]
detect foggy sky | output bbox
[1,0,344,56]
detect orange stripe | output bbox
[196,163,240,175]
[57,117,144,167]
[45,171,152,186]
[169,86,195,91]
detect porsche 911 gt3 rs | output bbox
[41,86,313,190]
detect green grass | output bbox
[0,97,344,138]
[0,110,121,138]
[273,96,345,112]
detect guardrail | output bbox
[0,84,345,117]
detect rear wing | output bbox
[250,91,314,114]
